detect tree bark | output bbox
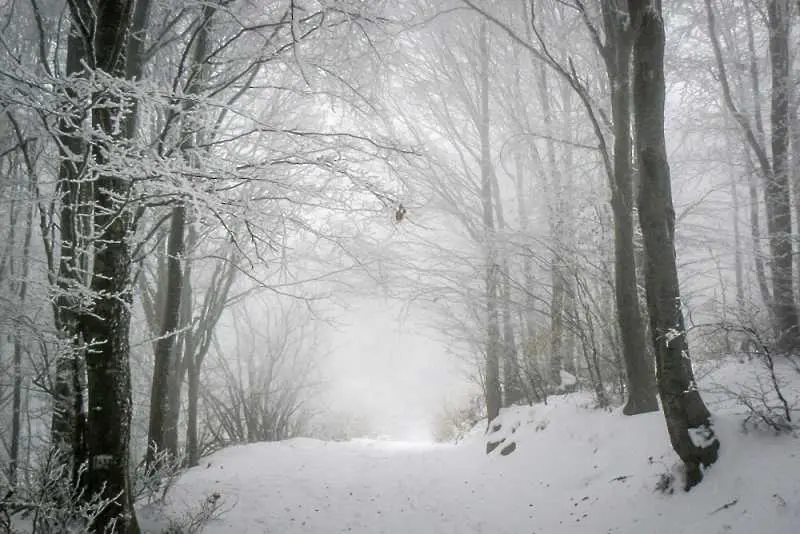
[9,198,33,486]
[146,205,186,466]
[603,0,658,415]
[68,0,140,531]
[791,98,800,304]
[50,11,90,485]
[186,342,201,467]
[766,0,798,350]
[629,0,719,490]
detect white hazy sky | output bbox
[321,297,476,441]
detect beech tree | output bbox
[629,0,720,489]
[49,0,142,531]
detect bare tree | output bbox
[199,300,320,452]
[463,0,659,413]
[705,0,799,348]
[629,0,720,490]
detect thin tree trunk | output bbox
[724,115,746,316]
[146,205,186,466]
[558,76,578,377]
[537,64,565,387]
[163,352,183,457]
[513,155,542,403]
[630,0,719,490]
[148,2,214,466]
[186,350,200,467]
[513,154,537,337]
[740,0,774,315]
[745,149,774,318]
[479,20,501,425]
[167,228,196,458]
[491,181,523,406]
[9,196,33,486]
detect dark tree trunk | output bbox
[766,0,798,350]
[603,0,658,415]
[9,199,33,486]
[69,0,140,531]
[50,14,90,484]
[629,0,719,490]
[186,348,200,467]
[10,340,22,485]
[163,341,186,456]
[146,205,186,466]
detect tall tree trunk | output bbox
[731,165,746,314]
[744,149,774,319]
[766,0,799,350]
[629,0,719,490]
[478,20,501,424]
[723,115,746,318]
[146,205,186,465]
[558,77,577,377]
[70,0,140,531]
[163,290,191,456]
[50,14,89,485]
[603,0,658,415]
[148,2,214,466]
[491,178,523,406]
[791,98,800,303]
[537,64,565,386]
[9,195,33,487]
[513,155,542,403]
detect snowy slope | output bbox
[144,360,800,534]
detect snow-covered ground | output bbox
[144,359,800,533]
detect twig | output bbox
[710,498,738,514]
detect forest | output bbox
[0,0,798,533]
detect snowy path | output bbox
[149,374,800,533]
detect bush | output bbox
[158,492,229,534]
[134,446,184,506]
[432,394,485,443]
[0,448,119,534]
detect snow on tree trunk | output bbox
[629,0,719,490]
[765,0,799,351]
[69,0,140,531]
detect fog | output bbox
[323,298,475,441]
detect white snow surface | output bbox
[143,360,800,533]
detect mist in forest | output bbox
[323,299,474,441]
[1,0,799,532]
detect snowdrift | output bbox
[143,359,800,533]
